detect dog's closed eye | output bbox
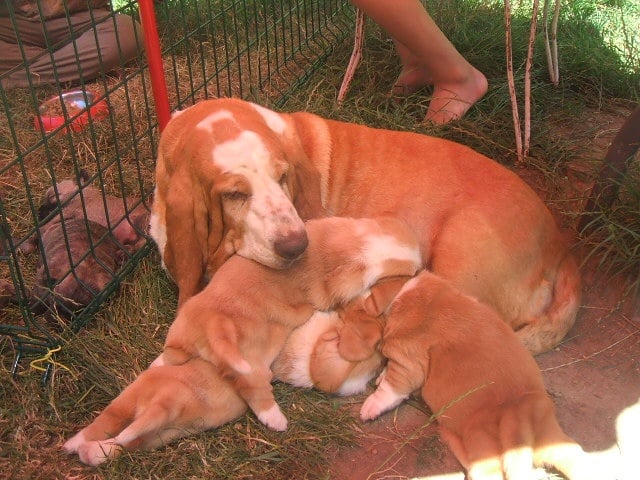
[222,190,250,203]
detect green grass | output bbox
[1,0,639,479]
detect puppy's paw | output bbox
[149,353,165,368]
[360,379,407,422]
[257,404,288,432]
[62,430,86,454]
[77,440,122,466]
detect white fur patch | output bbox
[250,102,287,135]
[63,431,86,453]
[337,371,377,397]
[257,404,288,431]
[277,311,339,388]
[361,233,422,286]
[195,109,236,132]
[213,130,272,173]
[149,187,167,264]
[360,378,408,421]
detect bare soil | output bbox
[326,111,640,480]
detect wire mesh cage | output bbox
[0,0,355,381]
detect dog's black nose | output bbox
[274,230,308,260]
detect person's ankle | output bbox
[424,68,488,124]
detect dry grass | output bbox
[1,1,639,479]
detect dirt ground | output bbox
[326,113,640,480]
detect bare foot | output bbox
[389,64,433,97]
[424,67,488,124]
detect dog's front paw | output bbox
[360,379,407,422]
[77,440,122,466]
[257,404,288,431]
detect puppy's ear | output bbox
[337,302,383,362]
[364,275,412,316]
[310,328,354,393]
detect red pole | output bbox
[137,0,171,131]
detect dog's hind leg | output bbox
[76,402,178,466]
[498,405,537,480]
[233,366,288,431]
[63,402,133,455]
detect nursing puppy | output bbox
[63,310,386,466]
[151,216,421,431]
[151,98,581,355]
[341,271,596,480]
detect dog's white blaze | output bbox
[213,130,272,172]
[213,130,304,265]
[250,102,287,135]
[195,109,235,131]
[361,234,422,286]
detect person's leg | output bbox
[350,0,487,124]
[1,10,142,88]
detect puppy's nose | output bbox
[274,230,308,260]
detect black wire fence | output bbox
[0,0,354,380]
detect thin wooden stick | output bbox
[543,0,556,84]
[337,8,366,105]
[524,0,540,159]
[504,0,523,162]
[551,0,561,84]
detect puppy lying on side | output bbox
[18,172,149,313]
[341,271,598,480]
[151,216,421,431]
[63,310,386,466]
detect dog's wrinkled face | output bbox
[196,104,308,269]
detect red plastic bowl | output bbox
[35,89,110,133]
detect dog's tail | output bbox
[516,253,582,355]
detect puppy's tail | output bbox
[516,253,581,355]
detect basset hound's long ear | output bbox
[363,275,413,317]
[201,184,232,280]
[286,111,325,218]
[163,172,207,307]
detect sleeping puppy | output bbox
[151,216,421,431]
[63,311,385,466]
[340,271,600,480]
[36,171,149,252]
[17,172,149,313]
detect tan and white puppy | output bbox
[340,271,600,480]
[151,216,421,431]
[63,307,385,466]
[150,98,581,355]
